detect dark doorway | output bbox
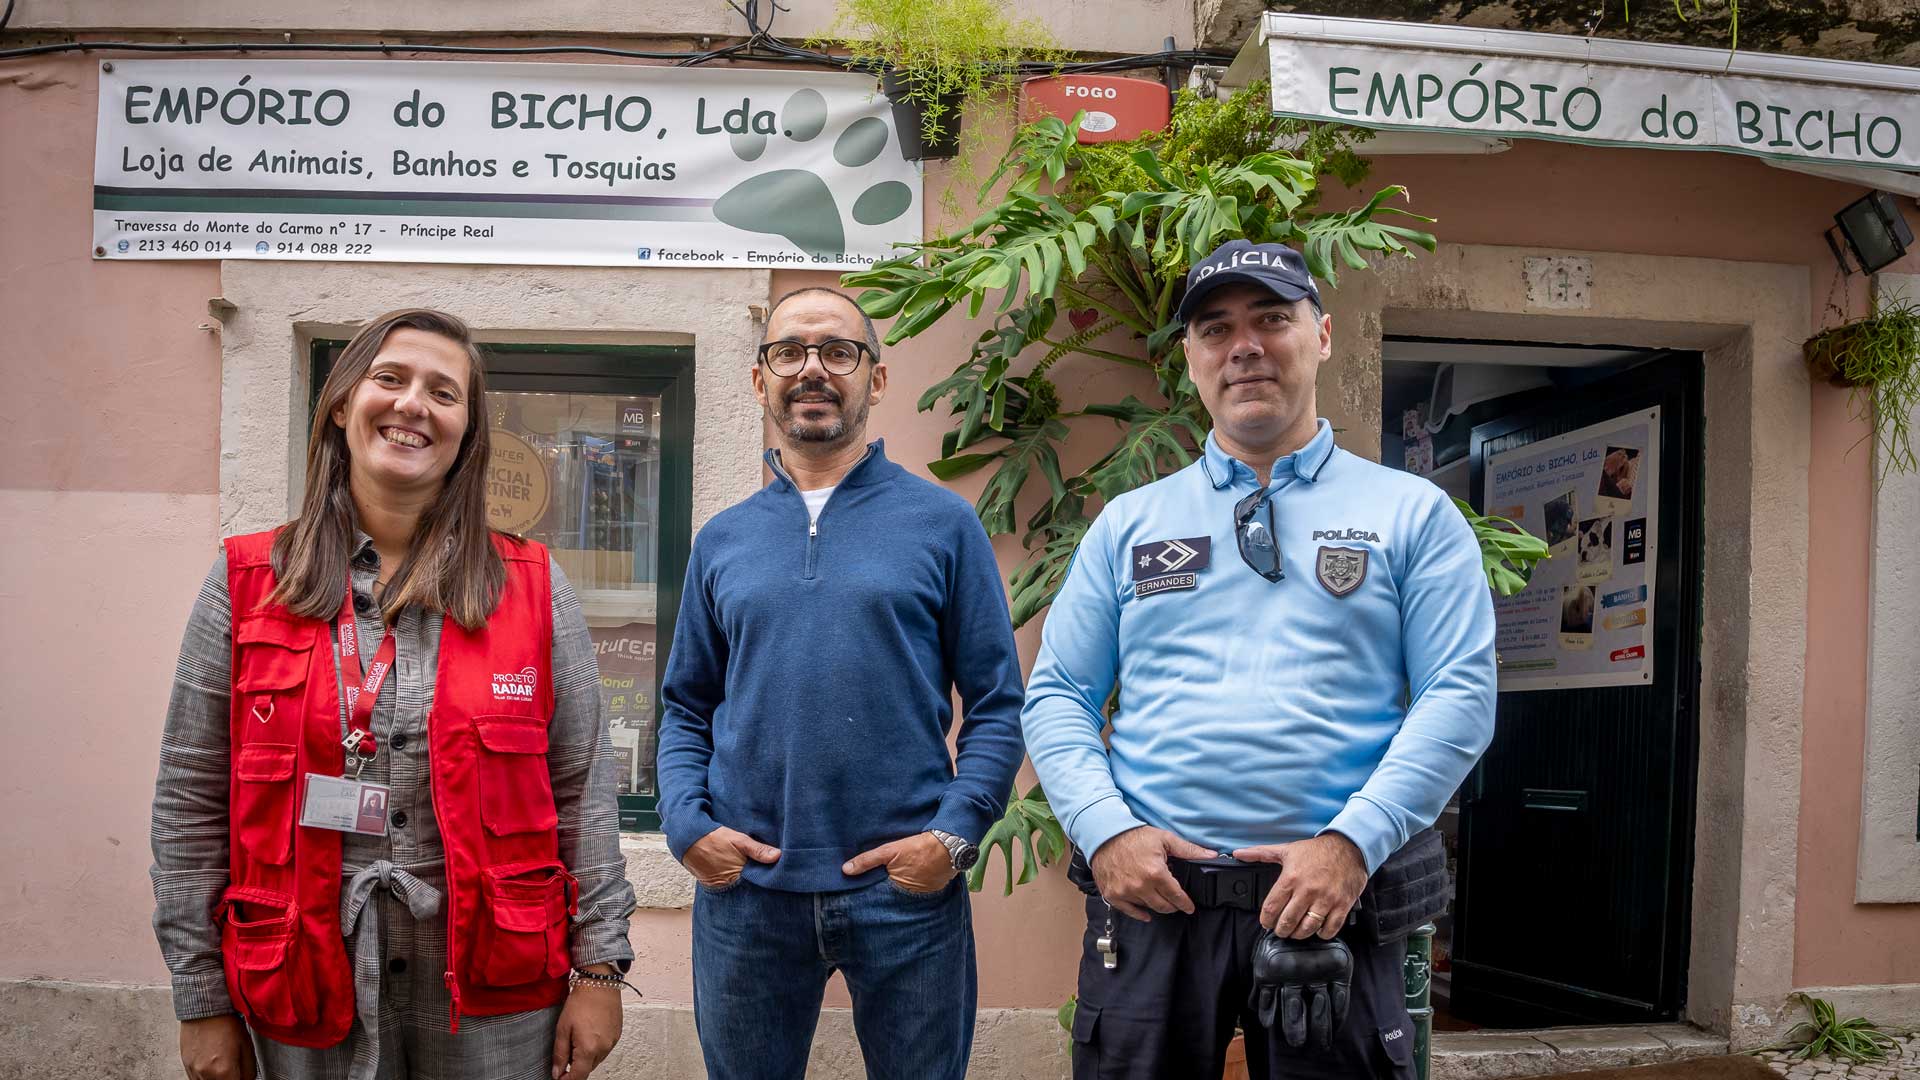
[1381,339,1703,1028]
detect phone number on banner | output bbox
[96,212,885,269]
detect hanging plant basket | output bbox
[1799,294,1920,480]
[1803,325,1873,388]
[880,69,963,162]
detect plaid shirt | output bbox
[151,534,636,1021]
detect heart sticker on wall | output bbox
[1068,308,1100,331]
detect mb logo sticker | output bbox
[1316,546,1368,597]
[1131,537,1211,597]
[492,666,538,702]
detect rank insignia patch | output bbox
[1131,537,1211,597]
[1315,546,1368,597]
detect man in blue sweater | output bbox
[1023,241,1496,1079]
[657,287,1026,1080]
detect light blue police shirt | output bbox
[1021,420,1497,873]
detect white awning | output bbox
[1226,14,1920,177]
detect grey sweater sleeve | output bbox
[547,560,638,970]
[150,552,238,1021]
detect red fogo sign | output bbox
[1020,75,1171,143]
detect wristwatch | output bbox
[928,829,979,873]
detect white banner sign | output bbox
[1260,16,1918,172]
[1484,407,1660,692]
[93,60,922,269]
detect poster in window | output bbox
[591,622,657,796]
[1485,407,1659,691]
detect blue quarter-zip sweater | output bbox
[657,440,1027,893]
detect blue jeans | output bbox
[691,874,977,1080]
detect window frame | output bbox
[310,339,694,831]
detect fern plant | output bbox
[1804,291,1920,484]
[814,0,1063,168]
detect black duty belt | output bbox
[1167,856,1281,912]
[1069,830,1448,942]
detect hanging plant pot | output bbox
[880,69,963,162]
[1799,296,1920,479]
[1803,325,1872,388]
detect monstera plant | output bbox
[968,782,1065,895]
[845,83,1431,626]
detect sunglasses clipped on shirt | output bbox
[1235,486,1284,582]
[757,338,872,378]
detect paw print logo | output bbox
[712,88,914,260]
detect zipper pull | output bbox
[809,520,818,538]
[444,971,461,1033]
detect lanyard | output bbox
[334,576,396,777]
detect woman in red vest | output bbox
[151,309,637,1080]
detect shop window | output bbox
[313,341,693,832]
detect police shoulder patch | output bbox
[1130,536,1211,598]
[1315,545,1368,597]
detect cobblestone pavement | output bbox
[1754,1032,1920,1079]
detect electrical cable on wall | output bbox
[0,0,1232,74]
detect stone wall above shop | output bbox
[1195,1,1920,66]
[2,0,1194,57]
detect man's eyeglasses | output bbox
[757,338,871,377]
[1235,487,1283,582]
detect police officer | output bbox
[1022,239,1497,1079]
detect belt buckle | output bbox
[1198,865,1261,912]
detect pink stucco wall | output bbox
[1,56,223,986]
[1,59,221,497]
[1,50,1914,1016]
[1798,349,1920,988]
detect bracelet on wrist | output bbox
[568,967,641,997]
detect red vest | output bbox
[221,530,570,1047]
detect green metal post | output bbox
[1404,924,1434,1080]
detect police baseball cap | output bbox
[1175,239,1322,325]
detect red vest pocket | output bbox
[234,614,315,691]
[234,743,298,865]
[220,886,318,1029]
[472,716,560,836]
[474,860,577,986]
[234,614,315,745]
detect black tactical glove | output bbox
[1248,930,1352,1052]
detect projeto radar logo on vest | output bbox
[492,666,539,702]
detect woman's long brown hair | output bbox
[267,308,505,630]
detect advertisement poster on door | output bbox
[590,622,657,797]
[1484,407,1659,691]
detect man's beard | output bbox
[778,378,869,445]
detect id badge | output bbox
[300,773,391,836]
